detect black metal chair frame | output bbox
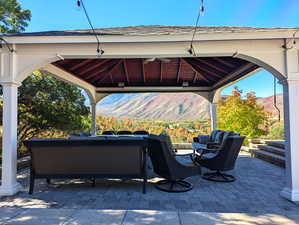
[148,135,201,193]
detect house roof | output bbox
[3,25,298,37]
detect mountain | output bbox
[97,93,283,120]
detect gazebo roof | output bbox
[3,25,298,37]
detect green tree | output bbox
[0,72,90,153]
[217,87,268,138]
[18,72,90,141]
[0,0,31,33]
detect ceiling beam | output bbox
[213,57,235,68]
[187,58,222,78]
[176,59,182,83]
[194,58,229,74]
[123,60,130,84]
[142,59,146,83]
[68,59,95,71]
[183,59,213,84]
[212,62,255,89]
[94,59,124,84]
[192,71,198,84]
[77,59,110,76]
[160,61,163,82]
[86,59,123,82]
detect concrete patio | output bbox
[1,153,299,224]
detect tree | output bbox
[0,0,31,33]
[217,87,268,138]
[0,71,90,152]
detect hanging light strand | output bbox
[189,0,205,56]
[77,0,104,56]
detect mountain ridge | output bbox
[97,93,283,120]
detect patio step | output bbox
[264,140,285,149]
[257,145,285,156]
[252,150,285,168]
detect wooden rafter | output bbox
[69,59,94,71]
[194,58,229,74]
[188,58,221,78]
[176,59,181,83]
[142,59,146,83]
[192,71,198,83]
[183,59,212,84]
[77,59,110,76]
[123,60,130,84]
[87,60,122,82]
[213,57,235,68]
[94,59,124,84]
[160,61,163,82]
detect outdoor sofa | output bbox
[24,136,148,194]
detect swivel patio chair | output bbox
[117,130,133,135]
[102,130,116,135]
[195,136,245,182]
[147,134,201,192]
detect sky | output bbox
[18,0,299,97]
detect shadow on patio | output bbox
[1,153,298,215]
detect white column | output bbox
[91,102,97,135]
[281,79,299,201]
[210,103,217,131]
[0,83,22,196]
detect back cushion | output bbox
[210,130,219,142]
[214,131,224,144]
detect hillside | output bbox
[97,93,283,120]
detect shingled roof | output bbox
[3,25,298,37]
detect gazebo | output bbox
[0,26,298,202]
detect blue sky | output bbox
[18,0,299,97]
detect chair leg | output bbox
[91,177,96,187]
[154,179,193,193]
[29,173,35,195]
[143,177,147,194]
[202,170,235,182]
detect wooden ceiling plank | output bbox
[123,60,130,84]
[86,60,121,81]
[195,58,229,74]
[69,59,95,71]
[182,59,212,84]
[95,59,124,84]
[160,61,163,82]
[213,57,235,68]
[142,59,146,83]
[188,58,221,78]
[176,59,182,83]
[77,59,110,76]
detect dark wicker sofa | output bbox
[24,136,148,194]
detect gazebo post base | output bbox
[0,183,22,196]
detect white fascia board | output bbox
[2,30,299,44]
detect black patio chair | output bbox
[195,136,245,182]
[102,131,116,135]
[147,134,201,192]
[133,130,149,135]
[117,130,132,135]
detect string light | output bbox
[77,0,104,57]
[188,0,205,56]
[0,38,14,53]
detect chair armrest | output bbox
[206,142,220,149]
